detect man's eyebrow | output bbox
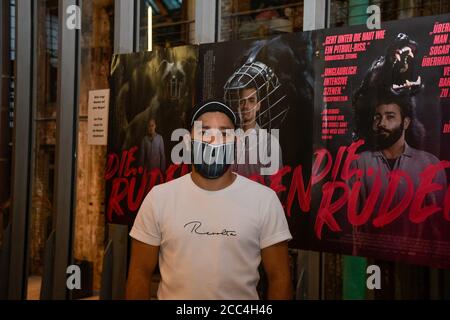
[240,92,257,100]
[201,126,234,131]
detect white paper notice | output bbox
[88,89,110,145]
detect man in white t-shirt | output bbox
[126,101,293,300]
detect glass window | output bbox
[139,0,195,50]
[220,0,304,42]
[0,0,15,250]
[72,0,115,300]
[27,0,59,300]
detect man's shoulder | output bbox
[355,150,377,164]
[358,149,376,158]
[236,174,277,199]
[407,146,441,164]
[150,173,190,196]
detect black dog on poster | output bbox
[111,47,197,163]
[352,33,425,149]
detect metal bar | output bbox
[295,250,320,299]
[195,0,216,44]
[222,2,303,19]
[40,231,55,300]
[110,224,128,299]
[133,0,140,52]
[303,0,328,31]
[341,0,369,301]
[0,223,11,299]
[0,0,3,115]
[99,240,113,300]
[51,0,81,299]
[114,0,135,54]
[101,0,136,301]
[297,0,330,300]
[8,0,34,300]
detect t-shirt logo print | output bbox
[183,220,237,237]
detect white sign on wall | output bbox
[87,89,110,145]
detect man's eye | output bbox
[223,132,234,138]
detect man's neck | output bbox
[148,133,156,139]
[191,169,236,191]
[244,123,259,133]
[382,136,406,160]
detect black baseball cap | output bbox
[190,101,237,128]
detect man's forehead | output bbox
[239,88,257,98]
[375,103,401,113]
[195,112,234,128]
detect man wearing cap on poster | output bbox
[126,101,292,300]
[224,61,284,183]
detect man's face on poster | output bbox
[372,103,410,150]
[148,119,156,136]
[238,88,261,128]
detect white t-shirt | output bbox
[129,173,292,300]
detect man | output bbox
[351,93,447,247]
[126,101,292,300]
[224,61,284,180]
[139,117,166,173]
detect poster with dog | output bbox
[311,14,450,268]
[105,47,198,225]
[104,14,450,268]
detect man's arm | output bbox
[126,239,159,300]
[261,241,292,300]
[139,138,146,168]
[159,135,166,172]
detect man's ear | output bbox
[256,101,261,112]
[404,117,411,131]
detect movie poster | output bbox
[311,14,450,268]
[197,33,316,248]
[105,13,450,268]
[106,47,198,225]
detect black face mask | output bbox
[374,121,404,150]
[191,140,235,179]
